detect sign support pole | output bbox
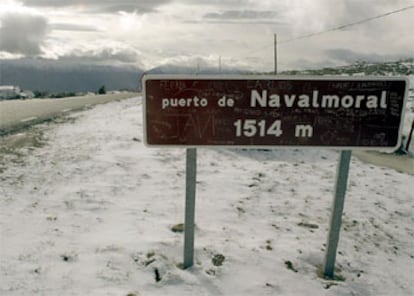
[183,148,197,269]
[323,150,352,279]
[406,119,414,152]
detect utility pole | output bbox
[274,33,277,74]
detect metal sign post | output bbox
[323,150,352,278]
[183,148,197,269]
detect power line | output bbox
[242,4,414,56]
[280,4,414,44]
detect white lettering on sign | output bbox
[162,96,208,109]
[250,90,387,109]
[234,119,283,137]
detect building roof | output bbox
[0,85,18,90]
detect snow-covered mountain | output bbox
[281,59,413,80]
[0,58,143,93]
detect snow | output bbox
[1,96,413,295]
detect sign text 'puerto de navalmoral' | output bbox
[143,75,407,149]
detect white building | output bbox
[0,85,21,99]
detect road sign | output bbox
[143,75,408,150]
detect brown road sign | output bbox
[143,75,408,150]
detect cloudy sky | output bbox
[0,0,413,72]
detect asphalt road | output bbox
[0,92,137,135]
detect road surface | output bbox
[0,92,137,135]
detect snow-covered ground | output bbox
[1,96,413,296]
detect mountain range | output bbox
[0,59,143,93]
[0,58,412,93]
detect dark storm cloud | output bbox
[22,0,171,13]
[0,12,48,55]
[20,0,71,7]
[60,47,142,65]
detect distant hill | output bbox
[1,58,412,94]
[148,59,414,86]
[148,58,414,76]
[146,64,247,75]
[0,58,143,93]
[281,59,414,90]
[280,59,414,77]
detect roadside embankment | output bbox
[353,150,414,175]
